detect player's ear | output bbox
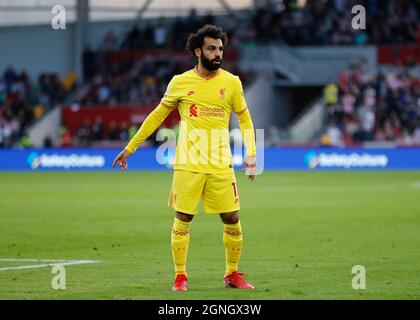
[194,47,201,59]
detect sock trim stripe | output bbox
[224,230,242,236]
[172,229,189,236]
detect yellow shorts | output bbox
[168,169,240,215]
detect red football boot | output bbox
[172,274,188,291]
[224,272,255,289]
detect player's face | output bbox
[198,37,224,71]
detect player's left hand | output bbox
[242,156,256,182]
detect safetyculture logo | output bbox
[304,151,319,169]
[26,152,105,170]
[27,152,41,169]
[304,151,389,169]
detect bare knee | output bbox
[220,211,239,224]
[176,211,194,223]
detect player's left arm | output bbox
[232,77,257,181]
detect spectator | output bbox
[122,25,142,49]
[128,123,138,140]
[76,118,92,146]
[154,17,168,48]
[59,127,73,147]
[119,122,129,141]
[19,132,32,148]
[108,120,119,141]
[91,116,104,141]
[324,83,338,107]
[325,121,343,146]
[43,135,53,148]
[3,66,17,93]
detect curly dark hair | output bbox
[185,24,228,58]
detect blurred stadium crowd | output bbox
[0,0,419,148]
[322,61,420,146]
[253,0,420,45]
[0,67,73,148]
[78,56,188,107]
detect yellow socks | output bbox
[171,218,191,277]
[171,218,243,278]
[223,221,243,276]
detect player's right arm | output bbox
[112,77,179,171]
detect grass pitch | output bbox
[0,171,419,300]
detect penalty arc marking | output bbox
[0,259,100,272]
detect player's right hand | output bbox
[112,149,131,172]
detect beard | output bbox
[201,54,222,71]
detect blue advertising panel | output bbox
[0,147,419,171]
[263,147,420,170]
[0,148,166,171]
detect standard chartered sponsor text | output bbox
[199,106,225,117]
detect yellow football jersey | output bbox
[125,66,256,174]
[161,67,249,173]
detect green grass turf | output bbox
[0,171,419,300]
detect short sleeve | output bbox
[231,76,247,114]
[160,76,179,109]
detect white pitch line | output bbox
[0,258,92,263]
[0,259,100,272]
